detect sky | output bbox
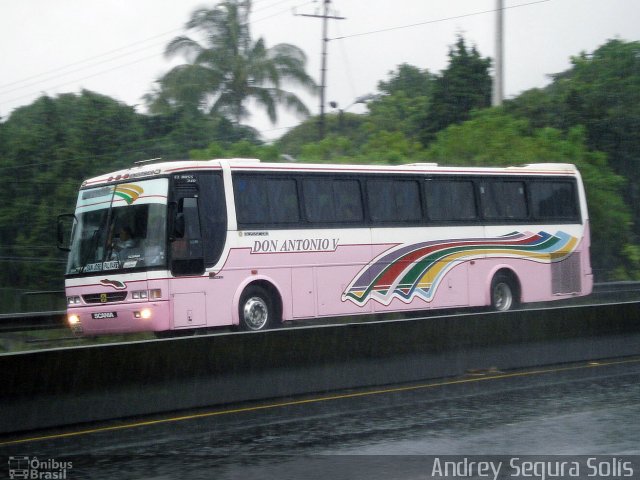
[1,0,639,141]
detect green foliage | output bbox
[506,39,640,238]
[0,91,143,295]
[3,34,640,303]
[293,129,425,165]
[298,135,358,163]
[146,0,317,123]
[426,110,634,279]
[614,244,640,280]
[276,112,367,157]
[370,63,432,131]
[277,36,491,154]
[377,63,433,97]
[365,90,430,139]
[0,90,259,300]
[419,36,492,144]
[190,140,279,161]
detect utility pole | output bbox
[492,0,504,106]
[296,0,345,138]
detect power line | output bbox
[253,0,315,24]
[0,1,314,113]
[0,1,297,93]
[2,52,166,106]
[0,41,170,97]
[0,1,299,95]
[295,0,346,138]
[0,28,182,92]
[253,0,298,14]
[334,21,358,103]
[331,0,551,41]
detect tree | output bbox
[365,63,432,140]
[145,0,317,124]
[426,109,636,279]
[276,112,367,157]
[377,63,432,97]
[419,36,492,145]
[0,89,268,306]
[506,39,640,239]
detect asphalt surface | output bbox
[2,356,639,479]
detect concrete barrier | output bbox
[1,301,639,433]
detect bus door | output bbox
[168,172,228,328]
[169,174,207,328]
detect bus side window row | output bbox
[232,174,580,228]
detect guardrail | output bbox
[0,311,66,332]
[1,282,639,334]
[1,300,639,434]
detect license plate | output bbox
[92,312,118,319]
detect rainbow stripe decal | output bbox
[342,231,578,306]
[114,184,144,204]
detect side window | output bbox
[181,197,202,239]
[171,196,205,275]
[234,177,265,224]
[265,178,300,223]
[530,181,579,221]
[303,178,363,223]
[367,179,422,223]
[425,179,477,222]
[198,173,227,266]
[480,180,528,220]
[233,176,300,226]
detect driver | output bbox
[114,226,135,250]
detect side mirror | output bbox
[57,214,76,252]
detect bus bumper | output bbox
[67,301,171,335]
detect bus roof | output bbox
[81,159,579,187]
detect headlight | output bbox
[132,289,162,300]
[134,309,152,319]
[68,314,81,325]
[67,296,81,305]
[132,290,148,300]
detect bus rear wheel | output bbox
[490,273,518,312]
[239,285,274,331]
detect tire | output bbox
[490,273,517,312]
[239,285,274,331]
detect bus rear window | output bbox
[530,181,579,221]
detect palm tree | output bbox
[146,0,317,124]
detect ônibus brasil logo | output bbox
[114,184,143,204]
[8,456,73,479]
[100,279,126,290]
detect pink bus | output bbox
[58,159,592,335]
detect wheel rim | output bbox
[493,282,513,311]
[242,296,269,330]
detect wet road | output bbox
[2,356,639,479]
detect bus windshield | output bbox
[66,178,168,275]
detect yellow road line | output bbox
[2,356,639,447]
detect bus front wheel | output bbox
[239,285,274,331]
[490,273,518,312]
